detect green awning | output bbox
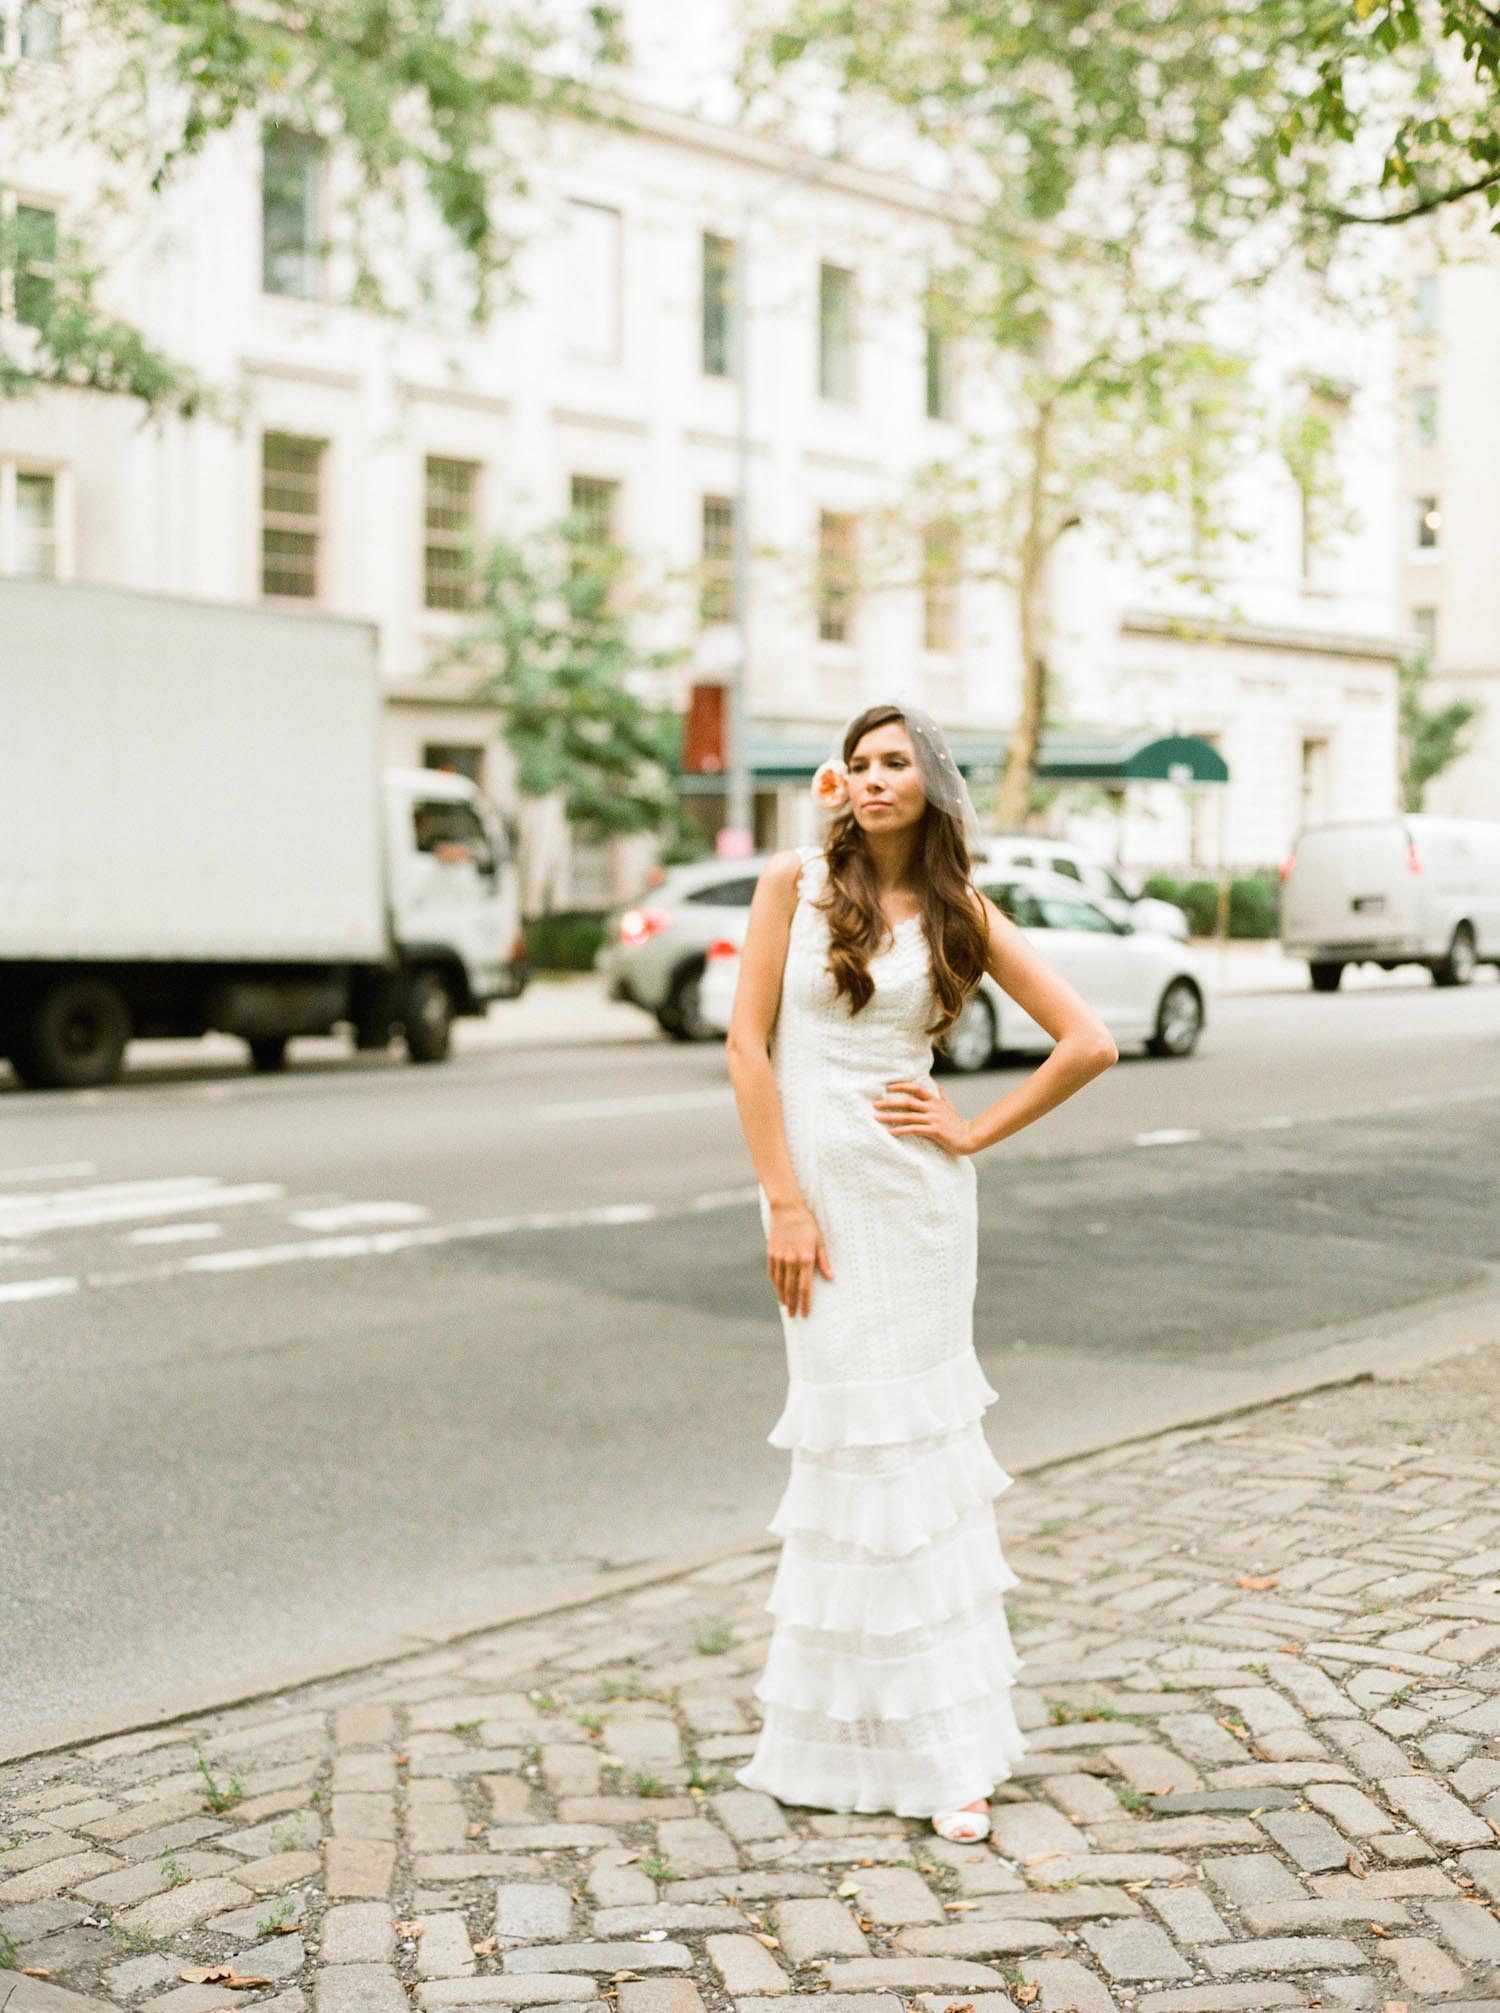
[681,727,1227,789]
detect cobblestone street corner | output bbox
[5,1357,1500,2013]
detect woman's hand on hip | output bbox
[767,1199,833,1318]
[874,1078,976,1156]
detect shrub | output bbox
[1180,880,1222,937]
[1142,873,1184,907]
[1228,872,1279,939]
[523,908,608,970]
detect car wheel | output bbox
[938,994,996,1074]
[1309,962,1344,992]
[248,1035,290,1072]
[665,962,711,1042]
[1433,923,1477,987]
[9,978,132,1090]
[1146,978,1203,1057]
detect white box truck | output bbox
[0,580,526,1088]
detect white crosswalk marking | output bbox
[0,1176,283,1238]
[289,1202,430,1231]
[128,1222,224,1245]
[0,1275,78,1305]
[0,1161,98,1186]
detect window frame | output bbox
[817,261,856,404]
[260,126,326,302]
[1,193,60,328]
[1414,493,1441,553]
[921,517,960,654]
[0,459,70,579]
[700,492,736,625]
[421,453,482,613]
[260,431,327,604]
[701,231,734,379]
[816,509,858,644]
[565,198,623,366]
[923,294,956,421]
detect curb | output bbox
[13,1302,1498,1771]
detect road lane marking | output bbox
[0,1178,283,1238]
[543,1088,737,1122]
[1134,1128,1203,1147]
[0,1276,78,1305]
[0,1185,761,1307]
[0,1161,97,1185]
[288,1202,431,1231]
[128,1222,223,1245]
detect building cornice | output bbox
[1123,608,1403,665]
[597,93,958,225]
[242,356,361,392]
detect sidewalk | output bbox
[5,1352,1500,2013]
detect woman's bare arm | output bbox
[876,892,1117,1154]
[725,850,833,1317]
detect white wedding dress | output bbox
[736,845,1026,1818]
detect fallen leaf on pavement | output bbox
[393,1921,423,1939]
[836,1881,861,1897]
[1014,1986,1040,2006]
[1235,1574,1279,1590]
[1369,1922,1391,1937]
[20,1970,52,1980]
[943,1900,979,1912]
[473,1939,497,1957]
[1347,1851,1367,1878]
[753,1933,780,1949]
[940,2001,974,2012]
[178,1969,272,1989]
[607,1971,642,1983]
[1024,1850,1066,1864]
[1276,1642,1302,1655]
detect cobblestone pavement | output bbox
[5,1377,1500,2013]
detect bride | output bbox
[726,701,1117,1843]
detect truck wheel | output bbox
[1309,962,1344,992]
[403,969,454,1063]
[1433,923,1477,987]
[10,978,131,1090]
[248,1036,290,1072]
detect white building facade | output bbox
[1,3,1404,902]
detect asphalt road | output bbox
[3,973,1499,1743]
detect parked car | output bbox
[1280,816,1500,991]
[975,836,1191,941]
[596,855,769,1037]
[697,866,1209,1068]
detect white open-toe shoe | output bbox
[931,1802,991,1844]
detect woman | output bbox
[725,702,1117,1842]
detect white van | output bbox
[1280,817,1500,990]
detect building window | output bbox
[565,200,622,364]
[702,231,734,378]
[18,1,60,56]
[1414,494,1441,551]
[568,474,618,550]
[1413,272,1438,336]
[921,520,960,653]
[1285,383,1348,583]
[818,263,855,403]
[12,469,56,577]
[261,128,324,300]
[422,456,480,611]
[924,294,955,420]
[700,494,735,624]
[7,202,58,328]
[1300,736,1331,825]
[817,510,858,642]
[1411,606,1437,659]
[261,433,324,601]
[1413,384,1438,449]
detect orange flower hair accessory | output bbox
[811,758,850,810]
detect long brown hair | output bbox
[818,704,989,1037]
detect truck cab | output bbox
[386,767,525,1016]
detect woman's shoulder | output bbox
[763,845,824,890]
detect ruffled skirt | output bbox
[736,1349,1027,1818]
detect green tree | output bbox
[1399,650,1479,810]
[1,0,622,409]
[457,518,688,903]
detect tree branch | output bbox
[1324,164,1500,224]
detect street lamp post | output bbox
[721,148,839,857]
